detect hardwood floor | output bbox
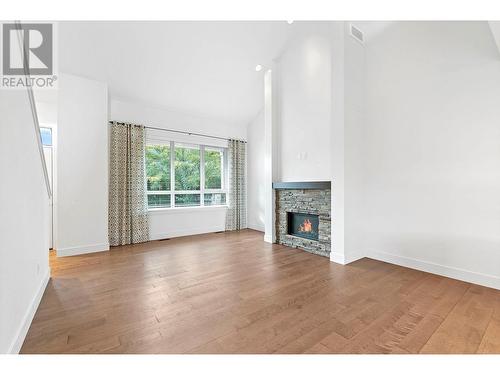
[21,229,500,354]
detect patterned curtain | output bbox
[108,121,149,246]
[226,139,247,231]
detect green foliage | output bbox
[175,146,200,190]
[204,149,222,189]
[175,194,200,207]
[145,145,170,191]
[147,194,171,208]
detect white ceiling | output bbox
[354,21,394,42]
[58,21,291,127]
[488,21,500,56]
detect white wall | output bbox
[343,23,367,263]
[276,22,332,182]
[0,89,50,353]
[363,21,500,289]
[110,99,246,240]
[247,110,265,232]
[57,73,109,256]
[148,207,227,240]
[111,99,245,141]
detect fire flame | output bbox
[298,219,313,233]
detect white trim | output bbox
[248,224,265,233]
[200,145,205,206]
[170,140,175,208]
[330,252,346,265]
[367,250,500,291]
[150,226,225,241]
[57,242,109,257]
[7,268,50,354]
[264,234,274,243]
[148,205,227,214]
[330,251,363,265]
[347,253,364,264]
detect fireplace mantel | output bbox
[272,181,331,190]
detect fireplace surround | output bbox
[274,182,331,258]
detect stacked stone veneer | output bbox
[275,188,331,257]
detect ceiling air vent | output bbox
[350,24,364,44]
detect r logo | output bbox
[2,23,53,76]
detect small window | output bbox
[40,127,52,146]
[147,193,171,209]
[204,193,226,206]
[175,193,201,207]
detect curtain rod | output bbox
[110,121,247,143]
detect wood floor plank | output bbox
[19,229,500,354]
[420,285,496,353]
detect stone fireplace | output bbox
[274,181,331,258]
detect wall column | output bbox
[264,67,278,243]
[330,22,347,264]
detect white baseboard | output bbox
[150,226,224,241]
[330,251,365,265]
[345,252,364,264]
[263,234,274,243]
[330,252,346,264]
[57,242,109,257]
[248,223,265,233]
[367,249,500,291]
[8,268,50,354]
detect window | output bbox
[145,141,227,209]
[204,148,223,189]
[40,127,52,146]
[145,144,171,208]
[204,147,225,206]
[174,144,201,207]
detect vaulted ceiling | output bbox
[58,21,292,127]
[488,21,500,56]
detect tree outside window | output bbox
[145,141,226,209]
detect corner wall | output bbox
[363,21,500,289]
[57,73,109,256]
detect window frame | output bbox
[146,140,227,210]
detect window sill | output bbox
[148,205,228,214]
